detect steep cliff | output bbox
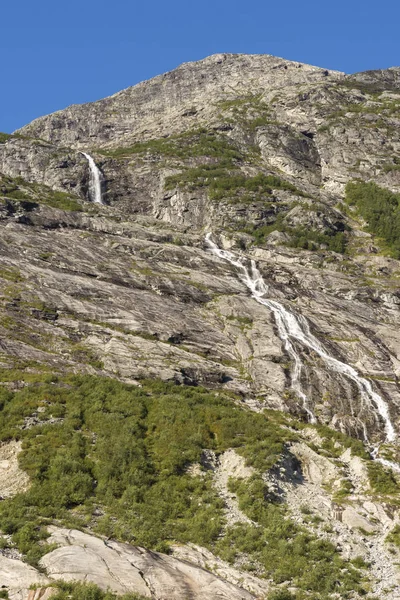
[1,53,400,600]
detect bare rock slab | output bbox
[0,555,49,600]
[0,441,30,498]
[41,528,255,600]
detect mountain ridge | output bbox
[1,52,400,600]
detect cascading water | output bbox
[205,234,397,449]
[81,152,104,204]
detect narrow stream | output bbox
[206,234,396,447]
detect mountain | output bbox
[1,53,400,600]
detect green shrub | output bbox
[100,128,242,162]
[0,174,82,211]
[166,168,307,205]
[0,373,371,596]
[316,424,370,459]
[0,267,24,282]
[218,475,365,596]
[217,94,274,131]
[381,157,400,173]
[42,581,147,600]
[367,461,399,495]
[386,524,400,547]
[345,181,400,258]
[267,590,297,600]
[239,218,347,253]
[0,132,12,143]
[0,374,294,562]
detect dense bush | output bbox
[316,424,369,459]
[345,181,400,258]
[214,476,365,598]
[286,227,347,253]
[217,94,274,131]
[386,524,400,547]
[0,374,294,562]
[0,373,372,597]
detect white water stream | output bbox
[206,234,396,448]
[81,152,104,204]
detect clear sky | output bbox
[1,0,399,133]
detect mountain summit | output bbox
[1,54,400,600]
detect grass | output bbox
[333,479,354,504]
[386,524,400,547]
[0,267,24,283]
[327,96,400,120]
[217,94,275,131]
[165,168,307,203]
[0,174,82,212]
[367,461,400,496]
[315,424,370,460]
[0,370,375,599]
[237,214,348,253]
[0,132,12,143]
[216,476,367,598]
[37,582,147,600]
[0,373,295,564]
[345,180,400,258]
[340,80,396,95]
[99,128,242,162]
[381,157,400,173]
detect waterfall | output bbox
[81,152,104,204]
[205,234,396,445]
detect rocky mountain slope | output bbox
[1,53,400,600]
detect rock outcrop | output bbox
[1,53,400,599]
[4,527,256,600]
[0,441,29,498]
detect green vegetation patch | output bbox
[166,168,306,202]
[328,94,400,119]
[38,582,146,600]
[0,266,24,283]
[315,424,369,459]
[386,524,400,547]
[0,174,82,212]
[217,93,276,131]
[0,132,12,143]
[215,476,367,598]
[381,157,400,173]
[345,180,400,258]
[0,374,295,564]
[99,128,242,161]
[237,212,348,253]
[0,373,373,598]
[367,461,400,496]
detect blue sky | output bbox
[1,0,399,132]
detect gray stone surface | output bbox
[1,53,400,599]
[0,441,29,498]
[40,528,255,600]
[0,555,49,600]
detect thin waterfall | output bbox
[80,152,104,204]
[205,234,396,446]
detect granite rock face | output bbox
[1,53,400,598]
[40,527,255,600]
[16,54,345,149]
[0,53,400,435]
[2,526,257,600]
